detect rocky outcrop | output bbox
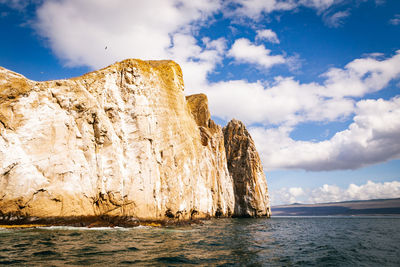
[223,120,271,217]
[0,59,269,225]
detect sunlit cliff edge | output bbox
[0,59,270,226]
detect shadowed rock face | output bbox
[223,120,271,217]
[0,59,269,225]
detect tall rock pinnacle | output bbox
[223,119,271,217]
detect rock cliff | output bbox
[223,120,271,217]
[0,59,270,225]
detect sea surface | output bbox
[0,216,399,266]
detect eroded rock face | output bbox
[223,120,271,217]
[186,94,234,217]
[0,59,268,224]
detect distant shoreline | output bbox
[271,198,400,216]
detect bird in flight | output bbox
[105,46,108,50]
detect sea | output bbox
[0,216,399,266]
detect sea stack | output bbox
[223,120,271,217]
[0,59,270,225]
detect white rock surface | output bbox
[0,59,269,224]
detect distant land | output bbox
[272,198,400,216]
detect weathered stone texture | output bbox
[223,119,271,217]
[0,59,269,224]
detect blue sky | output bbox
[1,0,400,205]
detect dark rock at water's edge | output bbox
[0,214,209,228]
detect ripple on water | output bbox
[12,243,29,248]
[155,255,195,264]
[0,259,28,265]
[38,241,55,246]
[32,250,60,257]
[0,217,399,266]
[68,232,82,237]
[67,258,101,265]
[119,260,143,265]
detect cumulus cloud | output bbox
[0,0,31,10]
[389,14,400,26]
[323,50,400,97]
[225,0,357,29]
[228,38,286,70]
[206,51,400,127]
[250,97,400,171]
[271,181,400,205]
[12,0,400,173]
[256,29,280,44]
[299,0,336,11]
[30,0,228,96]
[309,181,400,203]
[33,0,222,70]
[168,34,227,94]
[206,78,355,125]
[272,187,305,204]
[228,0,338,19]
[323,10,350,28]
[201,52,400,171]
[229,0,297,19]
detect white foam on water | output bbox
[135,225,152,229]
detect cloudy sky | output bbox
[1,0,399,205]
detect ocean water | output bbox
[0,217,399,266]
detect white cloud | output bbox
[323,50,400,97]
[299,0,336,11]
[342,181,400,201]
[271,180,400,205]
[206,51,400,172]
[206,51,400,128]
[15,0,400,173]
[225,1,358,29]
[363,52,384,58]
[323,10,350,28]
[31,0,227,97]
[228,38,286,70]
[228,0,338,19]
[256,29,280,44]
[289,187,305,197]
[272,187,305,204]
[389,14,400,26]
[168,34,227,94]
[250,97,400,171]
[0,0,30,10]
[33,0,222,70]
[229,0,297,19]
[206,77,355,126]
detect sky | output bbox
[1,0,399,205]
